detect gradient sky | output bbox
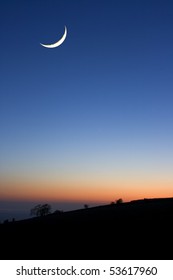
[0,0,173,218]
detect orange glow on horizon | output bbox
[0,176,173,204]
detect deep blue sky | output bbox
[0,0,173,219]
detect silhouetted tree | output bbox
[30,204,51,217]
[116,198,123,204]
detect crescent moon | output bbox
[40,26,67,48]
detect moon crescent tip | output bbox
[40,25,67,48]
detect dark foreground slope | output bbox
[1,197,173,259]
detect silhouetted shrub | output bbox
[84,204,89,209]
[54,209,63,214]
[116,198,123,204]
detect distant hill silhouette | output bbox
[1,197,173,259]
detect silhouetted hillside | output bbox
[1,197,173,259]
